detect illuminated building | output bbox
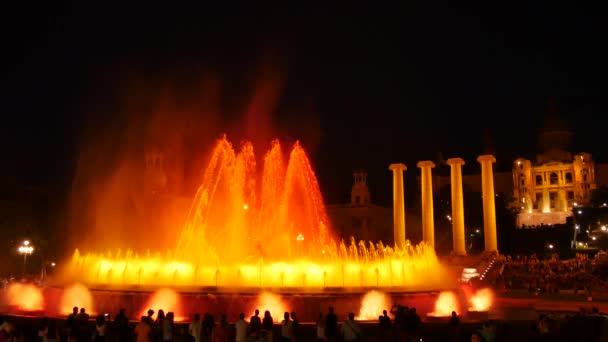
[512,102,605,227]
[326,170,393,243]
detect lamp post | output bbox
[18,240,34,275]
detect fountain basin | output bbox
[10,287,460,322]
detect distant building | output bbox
[326,171,393,243]
[421,101,608,228]
[511,102,606,227]
[512,153,597,227]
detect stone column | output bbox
[447,158,467,256]
[542,189,551,213]
[417,161,435,248]
[558,189,567,212]
[477,155,498,253]
[389,163,407,249]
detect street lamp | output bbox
[18,240,34,275]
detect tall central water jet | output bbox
[174,137,331,263]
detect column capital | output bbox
[446,158,466,166]
[389,163,407,172]
[477,154,496,164]
[416,160,435,169]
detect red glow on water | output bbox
[429,291,459,316]
[140,288,185,322]
[60,283,93,315]
[249,292,288,323]
[468,288,494,312]
[5,283,44,311]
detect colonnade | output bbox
[388,155,498,254]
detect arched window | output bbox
[550,173,558,185]
[583,170,588,182]
[565,172,573,183]
[535,175,543,186]
[355,195,360,204]
[521,179,525,186]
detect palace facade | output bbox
[512,152,597,226]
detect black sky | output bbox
[1,3,607,207]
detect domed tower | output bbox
[573,152,596,203]
[536,99,573,163]
[351,170,370,206]
[513,158,533,212]
[144,146,167,195]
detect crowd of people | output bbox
[1,302,608,341]
[484,252,608,296]
[0,306,363,342]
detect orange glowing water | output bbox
[4,283,44,311]
[250,292,288,322]
[356,290,391,320]
[468,288,494,312]
[140,288,185,321]
[62,136,448,290]
[429,291,459,316]
[60,283,93,315]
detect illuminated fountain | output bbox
[60,136,447,292]
[356,290,391,320]
[4,283,44,313]
[428,291,460,318]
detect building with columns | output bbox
[511,103,607,227]
[512,153,597,226]
[422,103,608,229]
[326,171,393,243]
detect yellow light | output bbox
[23,240,30,246]
[243,204,248,210]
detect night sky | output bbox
[1,3,607,208]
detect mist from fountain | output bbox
[4,283,44,312]
[61,136,448,291]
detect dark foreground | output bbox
[2,314,608,342]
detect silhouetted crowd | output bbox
[2,303,608,342]
[488,253,608,296]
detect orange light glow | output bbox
[468,288,494,312]
[62,137,449,291]
[251,292,287,322]
[356,290,390,320]
[5,283,44,311]
[59,283,93,315]
[140,288,185,321]
[429,291,459,316]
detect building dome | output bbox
[536,99,572,163]
[537,99,572,151]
